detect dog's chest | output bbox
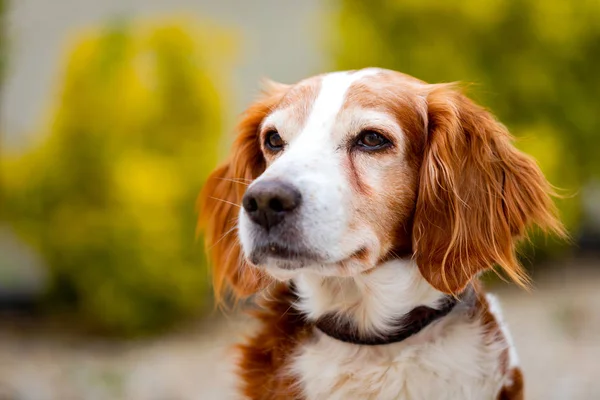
[290,317,506,400]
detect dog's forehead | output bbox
[279,69,389,112]
[267,69,426,134]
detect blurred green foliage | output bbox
[1,18,235,335]
[333,0,600,257]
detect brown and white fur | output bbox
[198,68,565,400]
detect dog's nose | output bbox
[242,180,302,230]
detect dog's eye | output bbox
[265,130,284,151]
[356,130,390,151]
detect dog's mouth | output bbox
[249,242,371,272]
[249,242,321,268]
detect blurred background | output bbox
[0,0,598,399]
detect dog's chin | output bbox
[247,256,317,282]
[262,262,303,281]
[248,242,322,265]
[247,246,375,282]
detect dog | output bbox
[199,68,565,399]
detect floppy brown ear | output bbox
[413,84,566,294]
[198,81,289,302]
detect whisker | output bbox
[215,177,252,186]
[280,298,301,321]
[213,175,253,182]
[209,225,238,250]
[209,197,241,208]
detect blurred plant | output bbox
[1,18,235,335]
[332,0,600,259]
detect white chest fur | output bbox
[291,310,507,400]
[289,261,512,400]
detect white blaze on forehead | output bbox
[303,69,381,137]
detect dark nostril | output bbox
[247,197,258,212]
[269,198,283,212]
[241,180,302,230]
[242,194,259,213]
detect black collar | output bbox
[310,285,475,346]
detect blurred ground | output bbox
[1,259,599,400]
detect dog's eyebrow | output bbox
[259,108,289,133]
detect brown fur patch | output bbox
[237,283,310,399]
[343,71,428,169]
[471,283,509,355]
[337,71,429,267]
[275,77,321,126]
[351,247,370,263]
[197,83,289,301]
[413,84,566,294]
[346,153,371,196]
[497,368,525,400]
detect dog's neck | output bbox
[292,259,447,338]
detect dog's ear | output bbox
[413,84,566,294]
[198,80,289,302]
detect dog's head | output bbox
[199,68,565,300]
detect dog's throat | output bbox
[308,285,475,346]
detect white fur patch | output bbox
[294,259,442,336]
[290,261,509,399]
[486,293,520,368]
